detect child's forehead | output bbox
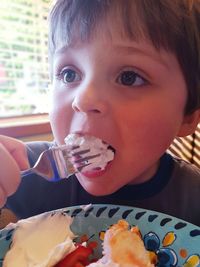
[49,0,181,60]
[53,12,146,53]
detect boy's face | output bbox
[49,30,187,196]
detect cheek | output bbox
[118,101,185,160]
[49,91,73,144]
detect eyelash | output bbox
[55,67,81,84]
[55,67,148,87]
[116,69,148,87]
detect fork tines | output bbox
[52,145,101,178]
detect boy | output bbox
[0,0,200,226]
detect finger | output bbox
[0,186,7,208]
[0,135,30,170]
[0,143,21,197]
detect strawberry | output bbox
[55,245,93,267]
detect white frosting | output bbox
[3,213,75,267]
[64,134,115,172]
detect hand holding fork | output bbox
[21,145,101,181]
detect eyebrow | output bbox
[55,44,170,70]
[114,45,170,69]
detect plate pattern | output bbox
[0,204,199,267]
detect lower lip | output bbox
[80,162,112,179]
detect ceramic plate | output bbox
[0,204,199,267]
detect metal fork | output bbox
[21,145,100,181]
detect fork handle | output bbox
[21,169,34,177]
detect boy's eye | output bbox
[58,68,81,83]
[117,70,146,86]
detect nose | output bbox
[72,81,108,114]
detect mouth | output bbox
[79,160,114,179]
[64,133,116,175]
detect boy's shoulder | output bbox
[171,155,200,184]
[149,154,200,225]
[166,154,200,210]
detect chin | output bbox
[76,174,119,196]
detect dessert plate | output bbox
[0,204,199,267]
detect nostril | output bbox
[72,99,92,113]
[72,103,102,113]
[91,109,101,113]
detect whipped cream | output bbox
[3,213,75,267]
[64,134,115,172]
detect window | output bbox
[0,0,50,118]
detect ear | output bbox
[178,109,200,137]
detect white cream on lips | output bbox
[64,133,115,172]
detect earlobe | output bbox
[178,109,200,137]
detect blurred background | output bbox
[0,0,50,117]
[0,0,52,142]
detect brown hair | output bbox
[48,0,200,114]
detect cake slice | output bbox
[88,220,154,267]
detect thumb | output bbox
[0,135,30,170]
[0,143,21,202]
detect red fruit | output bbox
[55,245,93,267]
